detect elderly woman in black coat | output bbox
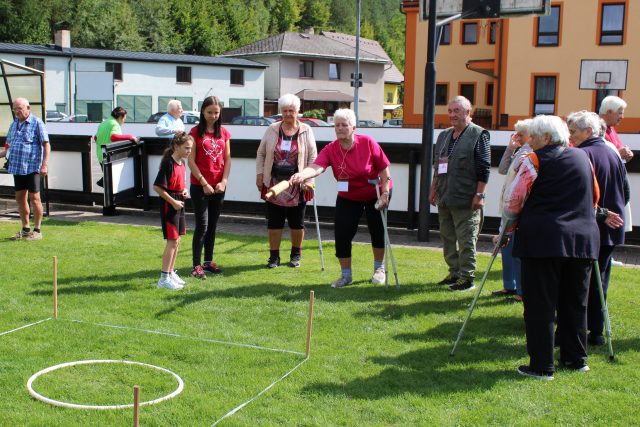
[503,115,600,380]
[567,110,628,346]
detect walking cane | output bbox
[592,260,615,361]
[367,178,399,288]
[450,226,507,356]
[312,188,325,271]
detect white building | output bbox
[0,30,267,122]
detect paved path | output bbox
[2,201,639,267]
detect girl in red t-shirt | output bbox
[188,96,231,279]
[153,132,193,290]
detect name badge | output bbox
[281,139,292,151]
[438,158,448,174]
[337,180,349,192]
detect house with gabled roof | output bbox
[223,28,390,123]
[322,31,404,120]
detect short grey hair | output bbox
[566,110,601,136]
[333,108,356,127]
[599,95,627,115]
[449,96,472,112]
[529,115,569,147]
[167,99,182,112]
[278,93,301,113]
[514,118,533,134]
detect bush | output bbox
[302,109,326,120]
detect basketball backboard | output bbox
[420,0,550,21]
[579,60,628,90]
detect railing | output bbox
[1,124,639,243]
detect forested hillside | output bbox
[0,0,405,71]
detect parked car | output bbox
[46,110,67,122]
[147,111,200,125]
[299,117,331,127]
[383,119,403,127]
[357,119,382,128]
[59,114,88,123]
[230,116,275,126]
[273,116,331,127]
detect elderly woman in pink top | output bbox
[290,108,392,288]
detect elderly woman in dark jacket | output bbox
[503,115,600,380]
[567,110,628,346]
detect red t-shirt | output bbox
[154,157,186,193]
[605,126,623,150]
[189,126,231,186]
[314,134,391,201]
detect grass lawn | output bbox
[0,219,638,426]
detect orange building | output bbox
[402,0,639,132]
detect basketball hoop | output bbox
[595,71,611,92]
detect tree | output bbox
[73,0,145,51]
[131,0,182,53]
[269,0,301,33]
[299,0,331,32]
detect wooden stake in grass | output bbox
[305,290,315,358]
[53,256,58,320]
[133,385,140,427]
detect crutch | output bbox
[312,188,325,271]
[592,260,615,361]
[368,178,399,288]
[450,226,507,356]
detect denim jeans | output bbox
[501,236,522,295]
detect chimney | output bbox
[54,21,71,50]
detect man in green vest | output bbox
[429,96,491,291]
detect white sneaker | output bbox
[371,267,386,285]
[611,259,623,267]
[157,276,183,290]
[331,276,352,288]
[171,271,186,285]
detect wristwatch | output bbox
[475,192,486,199]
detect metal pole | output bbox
[417,0,438,241]
[354,0,361,121]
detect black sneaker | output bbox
[437,273,459,285]
[288,254,301,268]
[203,262,222,274]
[588,333,605,346]
[517,365,554,380]
[448,278,475,291]
[267,256,280,268]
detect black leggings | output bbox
[334,195,385,258]
[191,185,225,266]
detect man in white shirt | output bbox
[155,100,185,137]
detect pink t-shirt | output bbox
[605,126,623,150]
[314,134,391,201]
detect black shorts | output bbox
[14,173,41,192]
[266,201,306,230]
[161,197,186,240]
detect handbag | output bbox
[271,163,296,181]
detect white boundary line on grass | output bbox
[0,318,52,337]
[210,357,308,426]
[26,359,184,410]
[65,319,306,356]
